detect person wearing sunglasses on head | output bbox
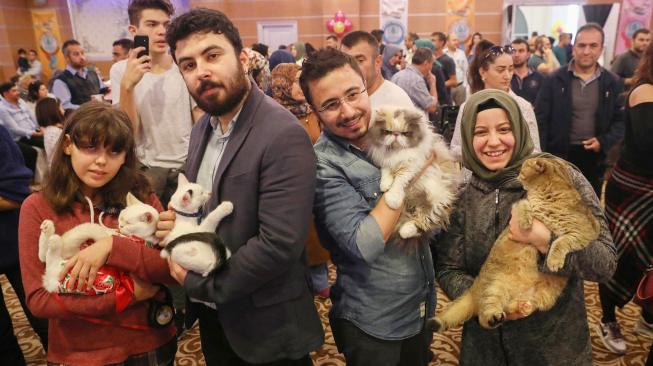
[450,43,541,166]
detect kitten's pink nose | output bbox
[392,132,401,136]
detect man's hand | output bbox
[120,47,151,90]
[427,71,436,88]
[167,258,188,285]
[32,129,44,138]
[508,206,551,255]
[582,137,601,153]
[155,207,175,241]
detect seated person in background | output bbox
[0,82,43,172]
[35,97,64,166]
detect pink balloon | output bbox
[326,19,335,33]
[344,19,353,32]
[335,10,345,21]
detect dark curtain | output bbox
[582,4,613,28]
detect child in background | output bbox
[35,97,64,166]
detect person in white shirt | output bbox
[26,50,42,80]
[111,0,197,207]
[444,33,469,105]
[340,31,414,111]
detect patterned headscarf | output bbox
[270,63,311,119]
[244,48,270,91]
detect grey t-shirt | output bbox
[570,77,599,144]
[610,50,640,79]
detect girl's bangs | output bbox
[69,111,132,152]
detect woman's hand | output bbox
[132,277,160,302]
[508,206,552,254]
[59,236,113,292]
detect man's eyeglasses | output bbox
[483,45,515,62]
[317,88,367,113]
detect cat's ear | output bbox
[126,192,143,206]
[534,160,546,174]
[178,173,189,187]
[402,107,424,124]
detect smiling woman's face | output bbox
[472,107,515,171]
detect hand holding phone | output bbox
[134,35,149,59]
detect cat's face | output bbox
[118,204,159,237]
[518,157,572,189]
[368,106,426,151]
[169,173,211,213]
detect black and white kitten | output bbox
[160,173,233,277]
[367,106,459,242]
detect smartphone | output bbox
[134,35,149,58]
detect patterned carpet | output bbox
[3,267,652,365]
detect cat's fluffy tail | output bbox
[427,290,476,333]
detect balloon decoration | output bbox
[326,10,353,38]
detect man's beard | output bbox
[192,70,250,117]
[513,60,526,68]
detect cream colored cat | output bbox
[428,157,600,332]
[367,106,459,242]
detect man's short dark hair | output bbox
[431,32,447,44]
[0,82,15,97]
[576,22,605,45]
[166,8,243,61]
[370,29,384,43]
[113,38,134,52]
[511,38,529,48]
[299,48,365,107]
[17,49,26,55]
[326,34,338,42]
[633,28,651,40]
[127,0,174,26]
[407,32,419,42]
[278,45,287,50]
[341,31,379,56]
[62,39,81,56]
[412,47,433,65]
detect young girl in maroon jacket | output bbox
[19,102,177,366]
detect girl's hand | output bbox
[167,258,188,285]
[59,236,113,292]
[132,277,160,302]
[508,208,552,254]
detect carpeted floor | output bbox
[4,266,652,365]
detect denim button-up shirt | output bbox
[313,131,435,340]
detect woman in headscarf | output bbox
[381,44,402,80]
[435,89,616,366]
[268,49,295,75]
[269,63,330,296]
[450,43,541,163]
[243,47,270,92]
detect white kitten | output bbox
[367,106,459,242]
[39,192,161,293]
[118,192,160,247]
[160,173,233,276]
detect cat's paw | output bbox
[218,201,234,215]
[513,201,533,230]
[384,189,404,209]
[40,220,55,238]
[480,311,505,329]
[546,244,567,272]
[399,222,420,239]
[380,176,393,192]
[425,317,443,332]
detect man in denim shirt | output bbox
[300,48,435,366]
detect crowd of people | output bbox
[0,0,652,365]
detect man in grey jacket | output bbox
[163,8,323,365]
